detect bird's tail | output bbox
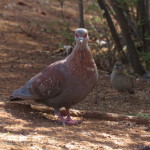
[9,88,25,101]
[9,96,24,101]
[8,87,31,101]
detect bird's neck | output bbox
[73,41,90,54]
[68,42,91,60]
[75,42,89,49]
[67,42,96,70]
[113,71,124,75]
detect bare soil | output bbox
[0,0,150,149]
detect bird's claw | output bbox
[65,120,79,125]
[59,119,81,125]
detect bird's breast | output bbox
[66,51,98,91]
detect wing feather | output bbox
[30,64,65,99]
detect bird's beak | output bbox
[79,37,83,43]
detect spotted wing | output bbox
[30,65,65,99]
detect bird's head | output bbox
[75,28,89,44]
[113,63,124,73]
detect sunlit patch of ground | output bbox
[0,102,149,150]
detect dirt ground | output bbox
[0,0,150,150]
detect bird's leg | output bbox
[54,109,66,126]
[55,108,79,125]
[65,108,79,125]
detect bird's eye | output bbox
[75,33,79,38]
[83,33,87,38]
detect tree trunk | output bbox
[110,0,145,75]
[123,3,142,43]
[78,0,85,28]
[149,0,150,21]
[137,0,150,52]
[97,0,128,64]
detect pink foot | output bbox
[65,115,81,125]
[55,109,82,125]
[55,112,66,125]
[65,119,80,125]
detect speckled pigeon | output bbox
[111,63,134,94]
[9,28,99,125]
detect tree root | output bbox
[2,102,150,125]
